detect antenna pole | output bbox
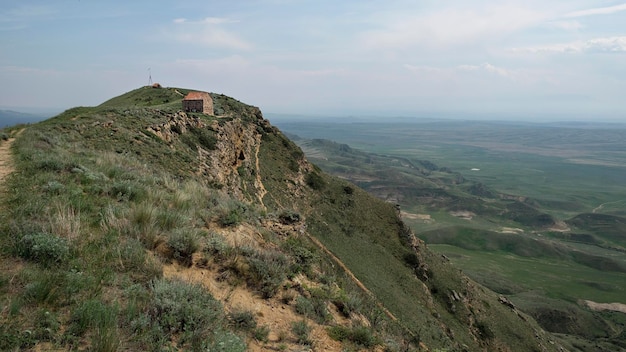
[148,68,153,85]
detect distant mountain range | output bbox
[1,109,52,128]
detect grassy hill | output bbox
[0,86,564,351]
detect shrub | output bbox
[333,291,363,318]
[166,230,200,266]
[295,296,315,317]
[476,321,494,340]
[16,232,69,266]
[66,299,119,352]
[402,252,420,268]
[109,181,146,201]
[44,180,64,194]
[219,209,241,227]
[156,209,186,231]
[253,325,270,342]
[216,201,248,227]
[203,330,246,352]
[35,159,64,172]
[245,250,289,298]
[128,202,158,248]
[278,210,301,224]
[291,320,311,345]
[282,237,317,276]
[114,238,163,283]
[229,309,257,331]
[191,127,218,150]
[327,325,377,347]
[305,171,325,190]
[150,279,224,346]
[23,271,66,305]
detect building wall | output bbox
[183,99,203,112]
[182,92,214,115]
[201,95,214,115]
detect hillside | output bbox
[0,86,564,351]
[284,130,626,351]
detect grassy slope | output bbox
[259,126,560,351]
[0,87,563,352]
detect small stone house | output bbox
[182,91,213,115]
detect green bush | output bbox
[229,309,257,331]
[156,209,186,231]
[66,299,119,352]
[23,271,67,305]
[219,209,241,227]
[167,230,200,266]
[253,325,270,342]
[16,232,69,266]
[327,325,377,347]
[191,127,218,150]
[476,321,494,340]
[203,330,246,352]
[110,238,161,283]
[282,237,317,276]
[115,238,146,272]
[150,279,224,347]
[295,296,315,317]
[216,201,248,227]
[291,320,311,345]
[333,291,363,318]
[109,181,146,201]
[245,250,288,298]
[305,171,325,190]
[278,210,301,224]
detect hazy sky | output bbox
[1,1,625,120]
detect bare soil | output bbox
[0,129,22,196]
[0,137,15,185]
[584,300,626,314]
[163,262,345,352]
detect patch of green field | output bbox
[430,244,626,304]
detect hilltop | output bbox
[0,86,564,351]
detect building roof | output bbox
[183,91,210,101]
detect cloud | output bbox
[0,4,57,30]
[458,63,515,78]
[405,62,520,80]
[513,36,626,54]
[546,20,583,31]
[169,16,251,50]
[173,17,239,25]
[359,4,546,49]
[564,3,626,18]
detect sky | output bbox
[1,0,626,120]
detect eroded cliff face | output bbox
[198,118,263,202]
[147,111,271,205]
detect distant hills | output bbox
[0,109,53,127]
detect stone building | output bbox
[182,91,213,115]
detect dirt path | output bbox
[0,130,21,188]
[592,200,624,213]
